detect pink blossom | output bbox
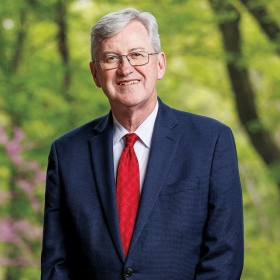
[0,218,42,244]
[27,160,40,170]
[0,191,11,204]
[5,140,23,165]
[13,127,25,142]
[0,126,8,144]
[17,179,42,211]
[0,257,15,266]
[0,219,19,244]
[37,170,46,183]
[0,125,45,268]
[13,219,42,241]
[0,256,40,267]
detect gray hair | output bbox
[90,8,161,60]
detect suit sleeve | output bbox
[195,126,244,279]
[41,141,70,280]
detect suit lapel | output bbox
[129,100,181,255]
[88,101,181,259]
[88,113,124,260]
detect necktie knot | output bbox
[124,133,138,148]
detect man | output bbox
[41,8,244,280]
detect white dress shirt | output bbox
[113,102,158,193]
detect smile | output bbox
[118,80,140,86]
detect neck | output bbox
[111,98,157,133]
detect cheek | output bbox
[99,74,116,92]
[149,64,160,79]
[96,73,107,87]
[146,69,159,85]
[103,71,115,82]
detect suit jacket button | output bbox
[124,268,133,277]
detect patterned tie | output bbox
[116,133,140,257]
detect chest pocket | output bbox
[160,178,198,196]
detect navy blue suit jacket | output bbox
[41,99,244,279]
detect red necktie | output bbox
[116,133,140,257]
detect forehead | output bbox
[98,21,152,54]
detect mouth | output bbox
[117,79,140,86]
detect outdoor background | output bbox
[0,0,280,279]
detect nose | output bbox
[119,55,132,66]
[117,55,134,75]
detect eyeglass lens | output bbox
[100,51,150,69]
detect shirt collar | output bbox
[113,101,158,148]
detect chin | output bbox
[119,94,143,105]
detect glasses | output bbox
[93,51,159,70]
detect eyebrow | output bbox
[102,47,146,55]
[129,47,145,52]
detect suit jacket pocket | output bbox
[160,178,198,196]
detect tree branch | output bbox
[240,0,280,54]
[208,0,280,170]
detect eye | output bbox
[129,52,145,59]
[104,55,119,63]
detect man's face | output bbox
[90,20,166,112]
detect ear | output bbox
[157,52,166,80]
[89,61,101,88]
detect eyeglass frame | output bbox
[93,51,159,70]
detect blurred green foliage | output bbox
[0,0,280,279]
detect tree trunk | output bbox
[56,0,71,91]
